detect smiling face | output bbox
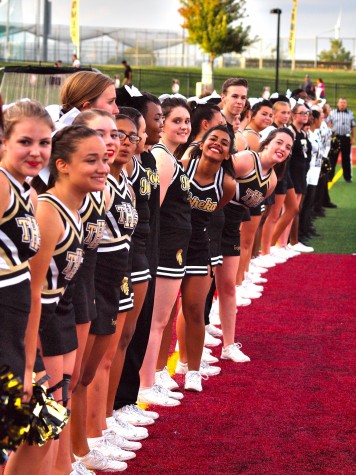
[264,131,293,165]
[60,135,109,193]
[91,84,119,114]
[162,106,191,147]
[200,129,231,163]
[85,115,120,165]
[3,118,52,183]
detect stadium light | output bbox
[270,8,282,93]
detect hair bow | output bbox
[125,85,143,97]
[158,93,187,103]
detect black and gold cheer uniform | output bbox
[222,150,272,256]
[128,155,152,284]
[38,193,84,357]
[92,172,138,335]
[152,143,192,279]
[57,191,106,328]
[185,157,224,275]
[0,168,40,380]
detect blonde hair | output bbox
[61,71,115,112]
[4,100,54,139]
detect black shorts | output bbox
[290,164,307,195]
[249,204,264,216]
[208,209,224,267]
[221,204,246,256]
[39,298,78,357]
[185,230,209,276]
[157,227,191,279]
[0,281,30,381]
[73,251,97,325]
[91,252,123,336]
[131,246,151,284]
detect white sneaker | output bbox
[74,449,127,472]
[137,385,181,407]
[113,404,155,426]
[245,271,267,284]
[236,294,252,307]
[289,242,314,253]
[176,359,220,376]
[201,347,219,364]
[249,260,269,274]
[156,384,184,400]
[243,280,264,293]
[221,343,250,363]
[278,245,300,257]
[184,371,203,392]
[251,255,276,269]
[107,416,149,441]
[155,366,179,391]
[199,361,221,376]
[270,245,296,260]
[208,298,221,326]
[102,429,142,451]
[205,323,222,337]
[70,461,95,475]
[260,253,286,265]
[87,435,136,461]
[236,284,261,300]
[204,330,222,347]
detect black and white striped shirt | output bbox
[329,108,356,136]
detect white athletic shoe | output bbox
[208,298,221,326]
[87,435,136,461]
[106,416,149,441]
[74,450,127,472]
[201,347,219,364]
[137,385,181,407]
[205,323,223,338]
[155,366,180,391]
[184,371,203,392]
[221,342,250,363]
[289,242,314,253]
[113,404,155,426]
[236,284,261,300]
[70,461,95,475]
[204,330,222,347]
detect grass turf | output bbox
[311,166,356,255]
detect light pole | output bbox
[270,8,282,93]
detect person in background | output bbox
[303,74,315,99]
[72,54,81,68]
[172,79,180,94]
[122,61,132,86]
[220,77,248,136]
[315,78,325,100]
[327,97,355,183]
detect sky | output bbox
[2,0,356,59]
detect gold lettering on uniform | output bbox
[187,192,217,212]
[242,188,264,207]
[176,249,183,266]
[111,318,117,327]
[146,168,160,189]
[180,175,190,191]
[63,248,83,281]
[115,203,139,229]
[140,176,151,197]
[16,214,41,252]
[120,276,130,296]
[234,245,240,251]
[84,220,105,249]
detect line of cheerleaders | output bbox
[1,71,315,475]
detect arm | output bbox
[265,169,277,198]
[0,173,10,220]
[152,147,175,206]
[231,151,254,178]
[216,174,236,210]
[23,201,63,399]
[243,130,261,152]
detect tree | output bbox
[179,0,255,74]
[319,39,352,63]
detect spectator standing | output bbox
[315,78,325,99]
[122,60,133,86]
[303,74,315,98]
[328,97,355,183]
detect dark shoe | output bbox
[324,202,337,208]
[345,179,352,183]
[313,209,326,218]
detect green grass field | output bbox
[312,166,356,254]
